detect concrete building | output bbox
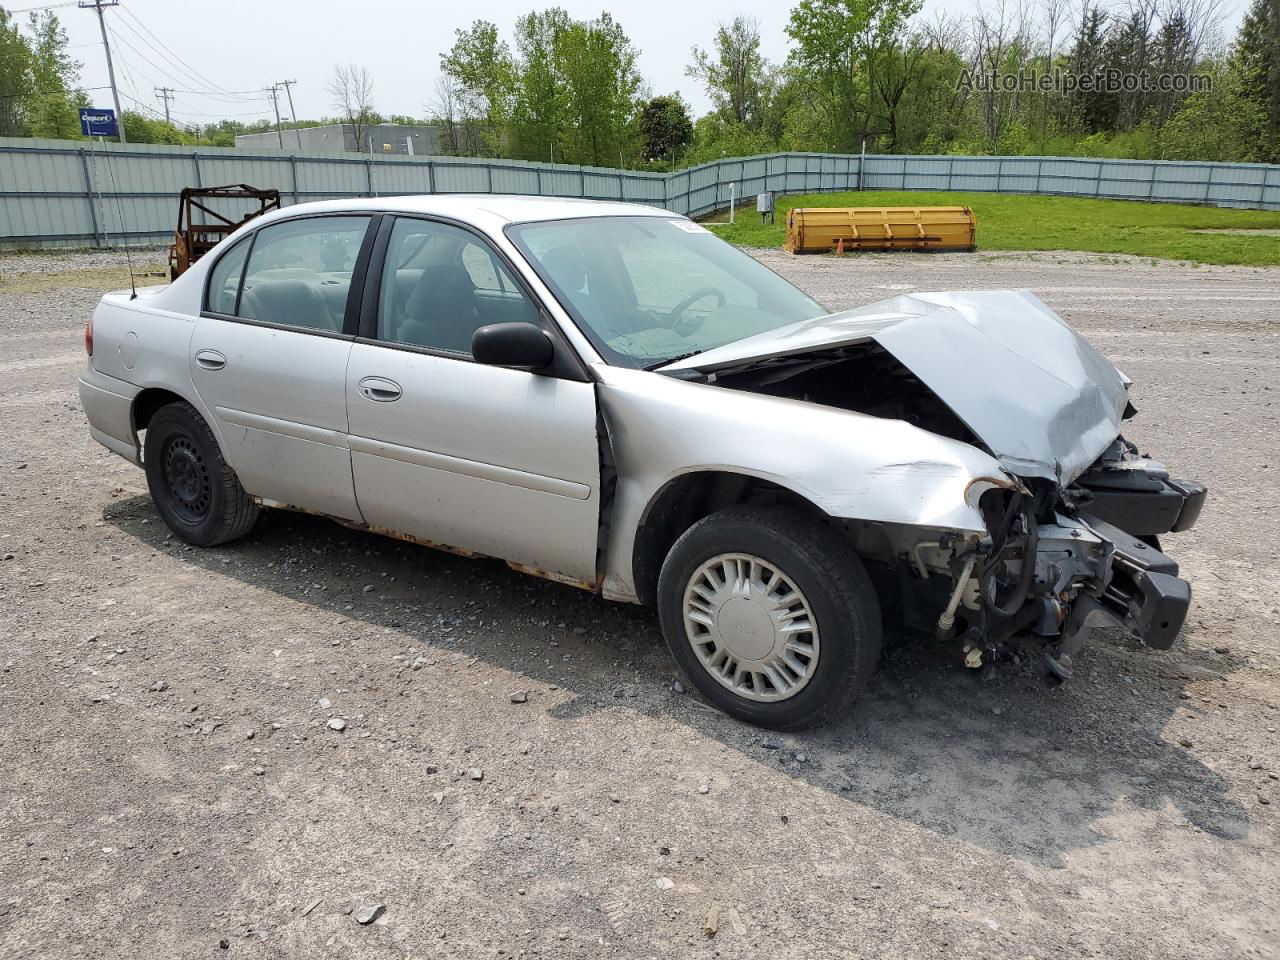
[235,123,443,155]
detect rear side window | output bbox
[205,238,249,316]
[214,216,370,333]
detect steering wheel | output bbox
[664,286,725,335]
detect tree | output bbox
[428,75,463,154]
[25,10,82,139]
[687,17,771,128]
[326,63,376,150]
[785,0,922,151]
[636,94,692,161]
[1235,0,1280,160]
[510,8,571,161]
[0,9,34,137]
[554,13,642,166]
[441,20,516,156]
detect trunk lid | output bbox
[660,290,1128,484]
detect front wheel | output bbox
[657,506,882,730]
[143,401,258,546]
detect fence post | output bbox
[289,155,299,206]
[192,152,202,188]
[366,158,375,198]
[426,159,435,194]
[487,162,494,194]
[77,147,103,249]
[947,157,954,191]
[580,166,586,198]
[536,166,543,196]
[618,168,625,201]
[1034,157,1041,195]
[1147,162,1156,200]
[1260,166,1270,210]
[1202,163,1214,202]
[1094,160,1103,196]
[996,157,1004,193]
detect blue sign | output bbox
[79,108,118,137]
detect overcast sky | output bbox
[36,0,1247,132]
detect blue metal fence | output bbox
[1,136,1276,249]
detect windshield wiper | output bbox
[643,350,705,372]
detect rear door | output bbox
[190,213,374,521]
[344,215,601,582]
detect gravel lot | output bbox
[2,246,1278,960]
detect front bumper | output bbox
[1083,513,1191,650]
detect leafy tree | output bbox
[1235,0,1280,160]
[785,0,922,150]
[25,10,82,139]
[687,17,771,128]
[441,20,516,156]
[1160,64,1268,161]
[636,94,692,161]
[555,13,641,166]
[510,8,571,161]
[0,8,34,137]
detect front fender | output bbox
[595,366,1011,602]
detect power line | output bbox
[116,4,256,102]
[106,21,251,104]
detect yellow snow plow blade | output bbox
[784,205,977,254]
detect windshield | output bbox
[505,216,828,369]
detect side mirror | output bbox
[471,322,555,372]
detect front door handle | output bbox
[194,349,226,371]
[358,376,402,402]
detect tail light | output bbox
[85,314,93,357]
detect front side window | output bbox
[233,216,370,332]
[377,217,538,355]
[506,216,828,369]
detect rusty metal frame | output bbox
[168,184,281,279]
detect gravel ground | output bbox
[1,247,1278,960]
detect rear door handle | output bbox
[194,348,226,371]
[358,376,402,402]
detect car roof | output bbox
[256,194,677,228]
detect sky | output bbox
[18,0,1249,132]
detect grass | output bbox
[703,191,1280,266]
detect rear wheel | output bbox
[657,506,882,730]
[143,401,258,546]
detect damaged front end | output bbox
[658,289,1206,671]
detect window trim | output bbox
[357,213,591,383]
[198,211,381,340]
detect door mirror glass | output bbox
[471,322,554,371]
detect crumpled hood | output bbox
[661,290,1128,484]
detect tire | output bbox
[657,506,882,730]
[142,401,258,546]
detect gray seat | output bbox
[397,263,482,353]
[242,279,335,331]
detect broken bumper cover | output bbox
[1082,476,1207,537]
[1050,514,1192,657]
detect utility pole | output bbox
[154,86,174,124]
[265,84,284,148]
[79,0,126,143]
[275,79,302,149]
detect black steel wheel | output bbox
[143,400,258,546]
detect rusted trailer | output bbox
[168,184,281,279]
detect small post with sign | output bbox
[79,108,118,140]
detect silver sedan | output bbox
[77,196,1205,729]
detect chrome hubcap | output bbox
[682,553,820,703]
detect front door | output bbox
[190,214,373,521]
[345,216,601,581]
